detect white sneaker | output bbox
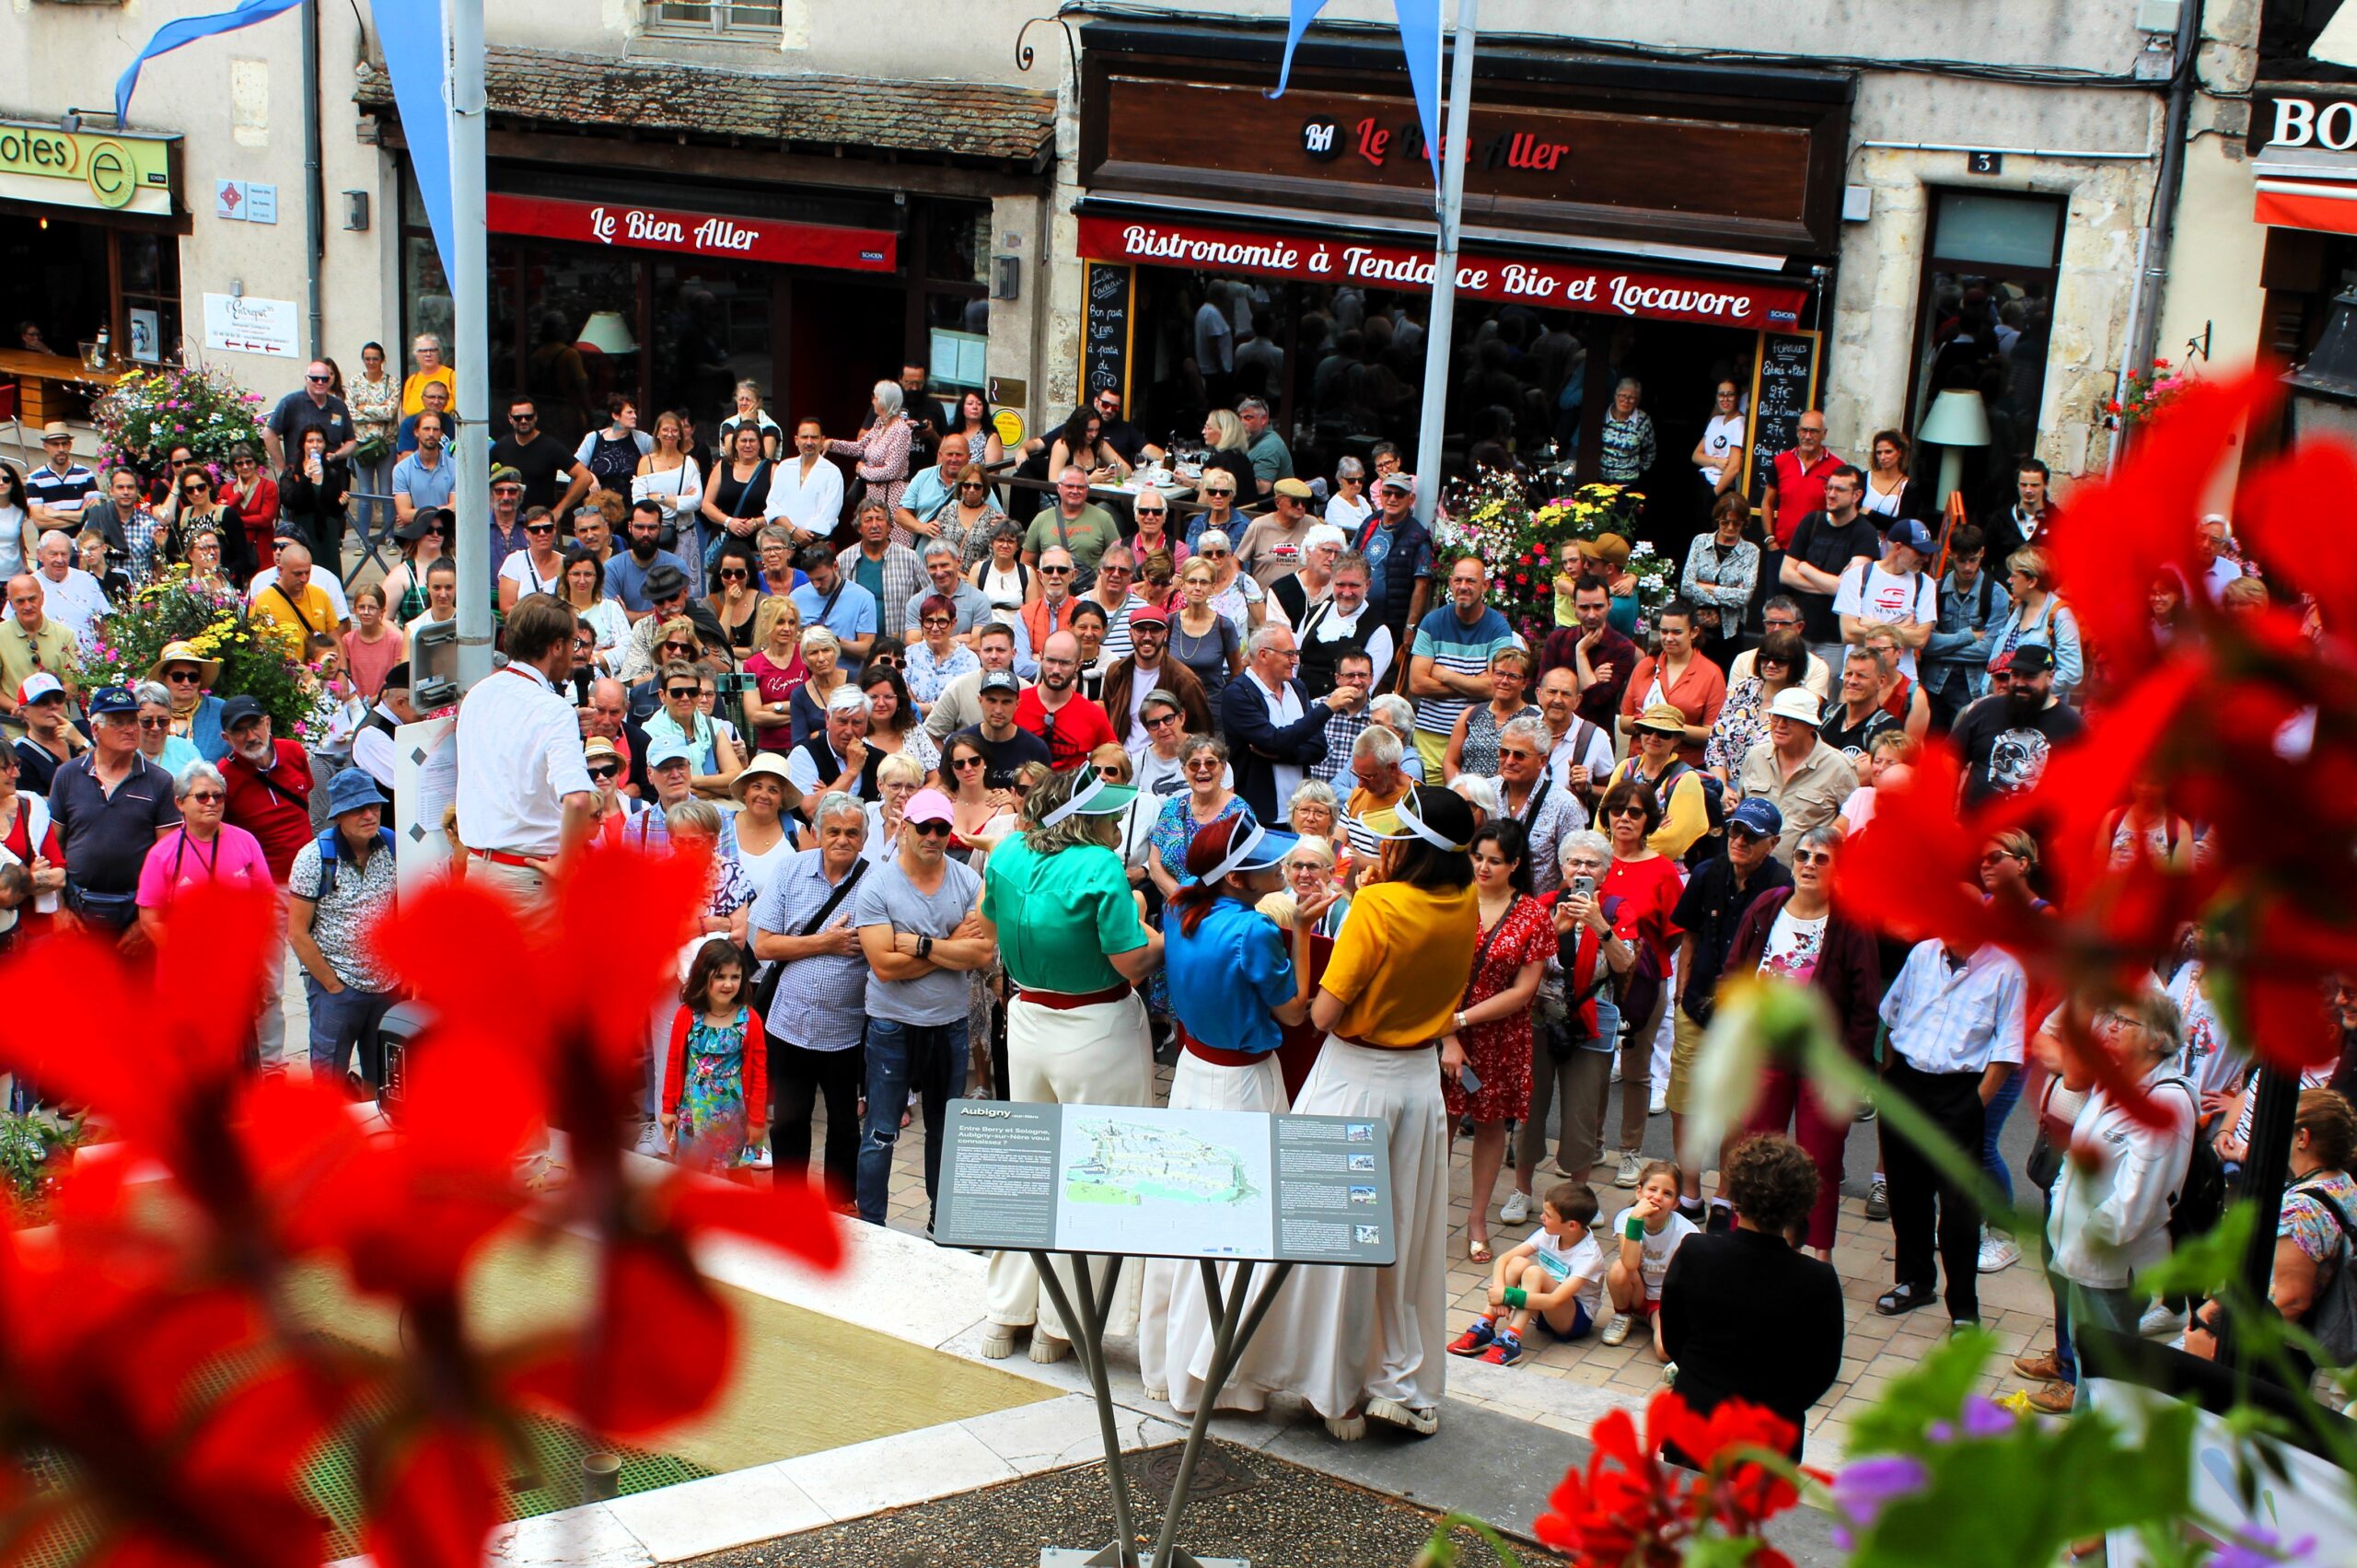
[633,1123,670,1159]
[1598,1312,1633,1347]
[1323,1412,1367,1441]
[1977,1228,2021,1273]
[2139,1300,2189,1339]
[1648,1088,1668,1117]
[1616,1150,1644,1188]
[1500,1190,1531,1224]
[745,1143,773,1171]
[1611,1062,1623,1084]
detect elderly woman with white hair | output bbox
[788,625,849,746]
[134,681,203,779]
[861,752,927,865]
[1193,528,1267,635]
[135,761,273,947]
[828,380,917,545]
[668,797,755,945]
[1366,691,1424,781]
[1271,522,1348,627]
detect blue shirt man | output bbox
[1921,534,2013,712]
[791,548,881,675]
[391,445,457,516]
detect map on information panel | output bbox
[1057,1117,1274,1257]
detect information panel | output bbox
[933,1100,1396,1266]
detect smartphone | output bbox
[1570,874,1597,902]
[1457,1063,1482,1097]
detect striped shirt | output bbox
[751,848,869,1051]
[1409,604,1518,737]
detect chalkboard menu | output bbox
[1083,261,1132,402]
[1745,331,1822,501]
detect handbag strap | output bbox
[795,859,867,937]
[1465,895,1527,994]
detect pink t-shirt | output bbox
[135,824,274,908]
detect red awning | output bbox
[2255,180,2357,237]
[488,192,897,273]
[1075,214,1809,331]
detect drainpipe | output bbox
[2110,0,2203,471]
[302,0,325,360]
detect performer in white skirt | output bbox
[978,762,1164,1362]
[1236,784,1480,1439]
[1139,814,1336,1411]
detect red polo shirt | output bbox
[1013,687,1116,772]
[1770,447,1844,548]
[221,739,316,884]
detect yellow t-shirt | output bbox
[250,580,340,642]
[401,367,458,418]
[1319,879,1479,1047]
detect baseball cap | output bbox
[1726,798,1784,840]
[1128,605,1168,631]
[978,668,1021,696]
[16,673,64,707]
[644,736,696,769]
[1273,477,1314,501]
[1886,518,1935,558]
[1378,472,1415,494]
[902,787,955,826]
[87,686,140,717]
[1766,687,1822,726]
[2000,645,2055,676]
[219,694,267,728]
[1632,702,1687,736]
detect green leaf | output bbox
[1679,1535,1771,1568]
[1843,1328,1998,1458]
[2136,1203,2256,1301]
[1846,1400,2194,1568]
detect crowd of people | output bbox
[7,335,2352,1450]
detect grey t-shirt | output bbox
[853,854,984,1026]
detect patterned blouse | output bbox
[906,641,981,705]
[936,503,1009,570]
[1704,676,1771,775]
[2282,1168,2357,1271]
[1599,408,1657,485]
[829,417,916,544]
[349,373,401,444]
[1150,792,1256,879]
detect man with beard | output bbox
[1104,605,1211,757]
[605,500,689,620]
[1016,632,1116,772]
[1951,645,2083,807]
[1295,549,1393,700]
[924,622,1031,744]
[952,669,1051,789]
[1539,580,1636,733]
[219,694,316,1071]
[454,594,598,907]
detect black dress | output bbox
[704,461,774,572]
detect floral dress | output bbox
[1444,894,1552,1123]
[1704,676,1770,775]
[678,1007,754,1168]
[1460,702,1538,779]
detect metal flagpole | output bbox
[1409,0,1478,528]
[447,0,493,689]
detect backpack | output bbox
[2290,1179,2357,1364]
[312,827,397,899]
[2162,1079,2227,1243]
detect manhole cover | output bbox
[1128,1445,1257,1502]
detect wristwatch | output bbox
[918,934,935,960]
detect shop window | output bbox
[116,232,180,366]
[645,0,783,35]
[399,166,455,383]
[651,259,775,426]
[1907,187,2065,517]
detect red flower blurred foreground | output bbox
[1532,1389,1806,1568]
[1840,370,2357,1101]
[0,854,843,1568]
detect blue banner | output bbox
[115,0,303,125]
[373,0,454,281]
[1269,0,1446,192]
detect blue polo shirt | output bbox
[792,578,880,667]
[604,548,690,613]
[1164,892,1295,1058]
[391,449,457,512]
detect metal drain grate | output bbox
[16,1353,711,1566]
[1129,1445,1259,1504]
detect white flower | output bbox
[1681,976,1854,1170]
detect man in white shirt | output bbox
[1833,517,1938,682]
[1535,666,1614,812]
[22,533,109,642]
[764,418,844,547]
[250,533,354,623]
[350,662,418,789]
[2193,515,2244,600]
[453,595,597,906]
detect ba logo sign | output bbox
[1301,119,1342,161]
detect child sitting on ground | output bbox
[1447,1182,1606,1367]
[1603,1159,1697,1360]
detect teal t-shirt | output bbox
[982,830,1149,993]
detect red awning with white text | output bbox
[488,192,897,273]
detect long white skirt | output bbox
[982,991,1154,1340]
[1230,1036,1449,1420]
[1137,1048,1289,1411]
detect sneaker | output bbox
[1864,1175,1890,1221]
[1365,1397,1439,1435]
[2139,1300,2189,1339]
[1611,1062,1623,1085]
[1950,1318,1981,1335]
[2013,1347,2063,1382]
[633,1123,671,1159]
[1705,1203,1734,1235]
[979,1325,1016,1360]
[1448,1318,1499,1357]
[1616,1150,1644,1188]
[2026,1380,2076,1415]
[1142,1382,1168,1404]
[1477,1331,1524,1366]
[1648,1088,1668,1117]
[1978,1229,2021,1273]
[746,1143,773,1172]
[1499,1190,1531,1224]
[1029,1330,1072,1365]
[1323,1411,1367,1441]
[1598,1312,1633,1347]
[1662,1360,1678,1388]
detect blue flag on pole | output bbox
[115,0,302,125]
[373,0,455,280]
[1270,0,1446,191]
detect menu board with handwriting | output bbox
[1082,261,1132,402]
[1745,331,1822,501]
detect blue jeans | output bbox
[856,1017,965,1227]
[2052,1279,2142,1401]
[1981,1067,2025,1206]
[306,975,397,1087]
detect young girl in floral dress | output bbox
[660,937,769,1175]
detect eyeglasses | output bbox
[509,413,536,424]
[166,669,203,684]
[661,643,695,657]
[719,569,748,581]
[1039,564,1072,575]
[959,482,987,494]
[909,819,954,837]
[586,764,620,781]
[1144,712,1180,729]
[1203,487,1236,498]
[525,522,556,535]
[921,616,954,628]
[306,374,330,384]
[185,790,226,804]
[1185,758,1221,772]
[137,716,170,731]
[493,486,523,497]
[182,482,211,495]
[1135,508,1166,519]
[1980,850,2017,866]
[665,686,699,700]
[1201,549,1229,559]
[1497,748,1537,762]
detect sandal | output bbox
[1468,1235,1492,1264]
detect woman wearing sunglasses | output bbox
[1593,777,1685,1191]
[163,470,257,582]
[146,641,230,763]
[937,462,1009,571]
[704,542,769,659]
[135,761,273,953]
[220,445,281,563]
[495,507,567,614]
[1192,529,1265,638]
[1718,823,1880,1260]
[380,509,447,626]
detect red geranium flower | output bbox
[1533,1391,1805,1568]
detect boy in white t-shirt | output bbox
[1448,1183,1607,1366]
[1603,1160,1698,1359]
[1832,517,1939,681]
